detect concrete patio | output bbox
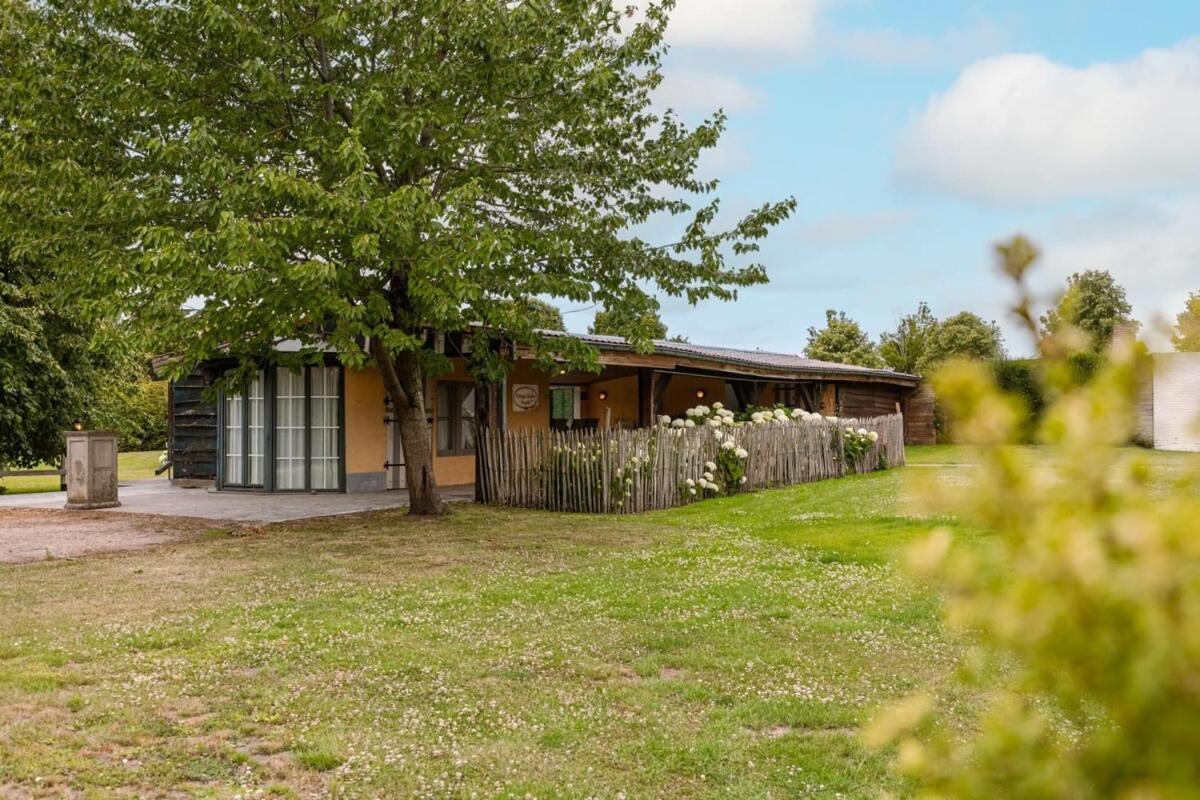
[0,479,475,523]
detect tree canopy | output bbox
[1,0,794,512]
[879,302,938,374]
[1040,270,1138,352]
[1171,291,1200,352]
[923,311,1005,372]
[804,310,885,369]
[502,298,566,332]
[589,300,669,341]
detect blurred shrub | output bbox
[865,236,1200,798]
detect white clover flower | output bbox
[721,439,736,451]
[685,419,696,428]
[705,461,717,471]
[734,447,748,459]
[868,431,879,442]
[671,418,684,428]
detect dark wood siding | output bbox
[169,366,218,481]
[837,383,904,419]
[902,384,936,445]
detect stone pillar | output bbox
[64,431,121,510]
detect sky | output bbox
[562,1,1200,356]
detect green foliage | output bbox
[1040,269,1139,352]
[923,311,1005,372]
[879,301,938,374]
[502,298,566,332]
[868,237,1200,798]
[1,0,793,382]
[804,310,885,368]
[92,380,169,452]
[589,298,670,342]
[1171,291,1200,352]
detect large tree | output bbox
[1171,291,1200,352]
[1041,270,1138,352]
[1,1,794,514]
[879,301,938,374]
[804,310,885,369]
[589,298,669,340]
[921,311,1005,373]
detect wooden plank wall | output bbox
[477,413,906,514]
[169,367,218,480]
[902,385,936,445]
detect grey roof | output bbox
[539,330,920,383]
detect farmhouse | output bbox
[164,331,930,493]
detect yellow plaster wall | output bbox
[505,360,552,431]
[582,374,639,428]
[660,375,726,419]
[344,366,387,476]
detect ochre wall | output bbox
[505,359,552,431]
[660,375,726,419]
[583,374,639,428]
[429,358,476,486]
[345,367,387,476]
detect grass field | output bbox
[0,446,1190,797]
[0,450,165,495]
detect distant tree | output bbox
[921,311,1005,373]
[590,302,670,341]
[1171,291,1200,352]
[804,310,885,368]
[1041,270,1138,351]
[502,298,565,332]
[879,301,938,374]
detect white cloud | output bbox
[654,70,767,114]
[795,209,917,247]
[664,0,825,57]
[1034,195,1200,349]
[830,18,1006,68]
[896,41,1200,203]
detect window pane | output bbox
[436,418,452,452]
[247,372,265,485]
[275,368,306,490]
[224,391,243,485]
[309,366,340,490]
[461,420,475,454]
[437,384,451,417]
[461,386,475,420]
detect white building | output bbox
[1141,353,1200,452]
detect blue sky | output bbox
[564,1,1200,356]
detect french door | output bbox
[220,365,343,492]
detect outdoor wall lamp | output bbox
[694,389,706,399]
[598,390,608,400]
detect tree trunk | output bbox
[371,339,445,516]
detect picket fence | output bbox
[476,413,905,514]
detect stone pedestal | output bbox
[64,431,121,510]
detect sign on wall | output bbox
[512,384,540,411]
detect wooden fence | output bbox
[476,413,905,513]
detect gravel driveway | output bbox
[0,508,221,564]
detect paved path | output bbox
[0,479,474,522]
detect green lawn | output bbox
[0,450,165,495]
[0,447,1188,797]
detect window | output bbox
[550,387,580,421]
[775,383,800,408]
[436,382,475,456]
[220,366,342,492]
[222,371,266,488]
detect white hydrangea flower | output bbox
[707,419,721,428]
[857,427,868,436]
[658,414,671,425]
[868,431,879,442]
[712,401,723,410]
[703,471,714,482]
[721,439,736,451]
[734,447,748,459]
[713,429,724,441]
[705,461,717,471]
[790,408,804,418]
[750,411,764,423]
[684,419,696,428]
[688,487,696,495]
[810,413,822,421]
[739,476,747,484]
[671,418,684,428]
[685,478,695,487]
[773,408,786,420]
